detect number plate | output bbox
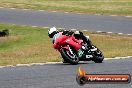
[86,55,93,58]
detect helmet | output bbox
[48,27,57,38]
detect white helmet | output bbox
[48,27,57,38]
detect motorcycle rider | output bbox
[48,27,94,58]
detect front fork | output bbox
[68,46,74,55]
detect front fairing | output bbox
[53,33,83,51]
[53,32,70,49]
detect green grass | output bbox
[0,24,60,65]
[0,0,132,15]
[0,23,132,66]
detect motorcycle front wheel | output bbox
[60,48,79,65]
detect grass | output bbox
[0,0,132,15]
[0,23,132,66]
[0,24,60,66]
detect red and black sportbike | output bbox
[52,32,104,65]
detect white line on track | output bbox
[0,66,5,68]
[71,29,77,31]
[127,34,132,36]
[96,31,102,33]
[3,23,132,36]
[45,62,62,64]
[77,13,84,15]
[0,7,4,8]
[125,16,132,18]
[30,63,46,65]
[23,9,29,11]
[118,33,123,35]
[10,8,16,10]
[0,7,132,18]
[64,12,69,13]
[95,14,101,16]
[38,10,44,12]
[82,30,88,31]
[43,27,49,29]
[5,65,15,67]
[32,26,38,27]
[0,56,132,68]
[52,11,57,12]
[107,32,113,34]
[110,15,117,17]
[127,56,132,58]
[16,64,32,66]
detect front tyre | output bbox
[60,48,79,65]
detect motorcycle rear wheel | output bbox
[92,46,104,63]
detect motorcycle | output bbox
[52,32,104,65]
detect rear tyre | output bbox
[92,46,104,63]
[60,48,79,65]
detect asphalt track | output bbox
[0,58,132,88]
[0,8,132,34]
[0,8,132,88]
